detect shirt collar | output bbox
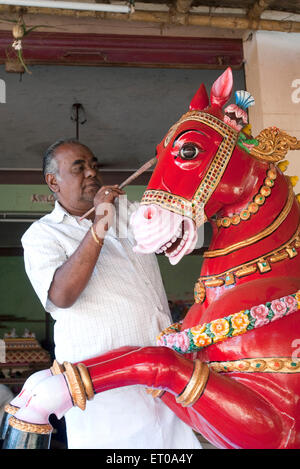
[47,200,75,223]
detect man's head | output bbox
[44,139,103,216]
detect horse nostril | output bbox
[144,207,156,220]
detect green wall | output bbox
[0,184,203,343]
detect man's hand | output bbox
[93,185,125,239]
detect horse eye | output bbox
[179,144,200,160]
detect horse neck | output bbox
[201,164,300,279]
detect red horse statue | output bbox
[2,68,300,449]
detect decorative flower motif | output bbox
[231,311,250,335]
[270,299,287,320]
[156,290,299,354]
[210,318,230,342]
[173,332,190,353]
[250,304,270,327]
[158,331,190,353]
[192,332,212,348]
[283,295,298,312]
[190,324,212,348]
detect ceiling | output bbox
[0,0,298,174]
[0,0,299,33]
[140,0,300,14]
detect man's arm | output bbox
[48,185,124,308]
[47,227,102,308]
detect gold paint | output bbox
[4,404,19,415]
[235,265,258,277]
[254,194,265,205]
[251,128,300,163]
[77,363,94,401]
[63,362,86,411]
[231,214,241,225]
[208,358,300,373]
[9,416,53,435]
[269,251,289,263]
[176,360,210,407]
[224,273,235,286]
[286,247,298,259]
[197,223,300,288]
[50,359,65,375]
[289,176,299,187]
[204,185,294,258]
[240,210,250,221]
[204,278,224,287]
[216,164,276,228]
[257,259,272,273]
[260,185,271,197]
[264,177,275,187]
[248,202,259,214]
[146,388,165,398]
[194,280,206,304]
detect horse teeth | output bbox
[183,232,188,240]
[180,240,185,247]
[166,242,172,248]
[171,236,177,243]
[162,246,167,251]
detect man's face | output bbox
[52,143,103,214]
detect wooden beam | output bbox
[0,5,299,32]
[0,31,244,69]
[247,0,274,20]
[175,0,193,14]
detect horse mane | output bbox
[250,127,300,162]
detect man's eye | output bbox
[179,144,202,160]
[73,165,84,172]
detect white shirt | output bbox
[21,199,172,363]
[21,199,201,449]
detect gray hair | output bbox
[43,138,82,180]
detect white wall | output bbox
[244,31,300,194]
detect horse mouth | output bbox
[155,219,197,265]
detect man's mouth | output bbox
[84,181,101,190]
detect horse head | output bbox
[131,67,258,264]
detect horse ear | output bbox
[210,67,233,108]
[189,83,209,111]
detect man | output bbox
[21,139,201,449]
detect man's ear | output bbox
[45,173,60,195]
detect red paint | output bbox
[77,68,300,448]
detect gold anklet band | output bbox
[176,360,210,407]
[63,362,87,411]
[9,416,53,435]
[77,363,95,401]
[50,359,65,375]
[4,404,19,415]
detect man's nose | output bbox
[85,166,97,178]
